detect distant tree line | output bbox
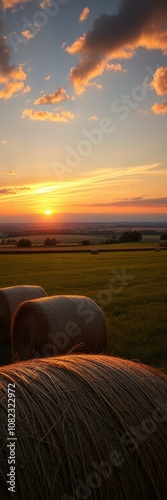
[1,239,16,245]
[44,238,59,247]
[81,240,90,246]
[17,239,32,248]
[81,231,142,246]
[119,231,142,243]
[104,231,142,245]
[160,233,167,240]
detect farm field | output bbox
[0,240,161,254]
[0,250,166,370]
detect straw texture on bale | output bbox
[0,355,167,500]
[11,295,107,360]
[0,285,47,342]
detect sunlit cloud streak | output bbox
[34,88,70,105]
[22,108,77,122]
[0,0,30,10]
[79,7,90,23]
[71,198,167,208]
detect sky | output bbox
[0,0,167,223]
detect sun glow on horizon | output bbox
[45,210,51,215]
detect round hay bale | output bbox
[0,286,47,342]
[0,355,167,499]
[11,295,107,360]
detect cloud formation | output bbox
[21,30,36,40]
[66,0,167,93]
[34,88,70,105]
[0,0,30,10]
[150,67,167,114]
[67,0,167,57]
[0,186,30,195]
[1,0,55,10]
[151,100,167,115]
[72,197,167,208]
[0,22,27,99]
[69,57,125,95]
[0,80,24,99]
[22,108,76,123]
[106,62,127,73]
[79,7,90,23]
[0,21,13,75]
[69,56,106,95]
[150,67,167,95]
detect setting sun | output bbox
[45,210,51,215]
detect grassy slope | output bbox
[0,251,166,369]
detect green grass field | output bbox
[0,249,167,370]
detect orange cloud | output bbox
[150,67,167,114]
[66,36,85,56]
[106,62,127,72]
[0,0,30,9]
[22,108,77,123]
[66,0,167,93]
[10,66,27,81]
[138,31,167,55]
[67,2,167,57]
[21,30,35,40]
[0,22,27,99]
[79,7,90,23]
[69,57,126,95]
[151,100,167,115]
[0,66,27,84]
[0,80,24,99]
[69,56,106,95]
[0,67,27,100]
[34,88,70,105]
[150,67,167,95]
[0,22,26,82]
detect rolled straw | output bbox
[0,355,167,499]
[11,295,107,360]
[0,286,47,342]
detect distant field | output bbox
[0,233,161,247]
[0,240,161,254]
[0,250,166,370]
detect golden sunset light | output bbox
[0,2,167,498]
[0,0,166,222]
